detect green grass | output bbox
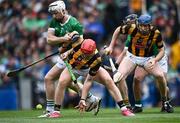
[0,107,180,123]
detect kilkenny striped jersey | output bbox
[119,24,164,57]
[67,39,102,76]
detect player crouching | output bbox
[52,38,135,117]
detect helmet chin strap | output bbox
[57,9,66,23]
[138,29,149,35]
[57,16,65,23]
[138,24,150,35]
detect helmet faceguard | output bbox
[123,14,138,24]
[137,14,152,35]
[81,39,96,55]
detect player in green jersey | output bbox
[38,0,101,118]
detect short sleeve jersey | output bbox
[125,35,159,56]
[67,39,102,76]
[49,16,83,37]
[119,24,164,57]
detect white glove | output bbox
[60,52,68,60]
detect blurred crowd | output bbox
[0,0,180,110]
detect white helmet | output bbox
[48,0,66,13]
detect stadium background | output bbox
[0,0,179,110]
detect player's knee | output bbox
[104,78,114,87]
[44,75,53,84]
[154,71,164,79]
[59,80,69,89]
[134,75,144,83]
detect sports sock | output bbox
[54,104,61,111]
[135,100,142,107]
[123,99,129,105]
[117,101,126,110]
[161,96,167,102]
[46,100,54,112]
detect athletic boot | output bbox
[93,97,102,116]
[126,105,133,111]
[49,111,62,118]
[38,110,51,118]
[161,101,174,113]
[121,109,135,116]
[132,106,143,113]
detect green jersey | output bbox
[125,35,131,48]
[152,44,158,55]
[125,35,158,56]
[49,16,83,37]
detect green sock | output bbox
[135,100,142,107]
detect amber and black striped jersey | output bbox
[67,39,102,76]
[118,24,164,57]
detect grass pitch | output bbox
[0,107,180,123]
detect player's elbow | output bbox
[46,38,53,45]
[159,47,165,55]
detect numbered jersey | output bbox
[49,16,83,37]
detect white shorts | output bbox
[126,51,168,73]
[126,51,153,67]
[72,69,89,83]
[72,68,89,77]
[158,54,168,73]
[55,57,66,69]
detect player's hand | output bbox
[104,46,113,55]
[145,58,156,70]
[60,52,68,60]
[75,99,87,114]
[63,33,71,41]
[69,31,79,37]
[69,31,80,42]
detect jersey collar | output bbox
[60,15,71,26]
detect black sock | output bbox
[117,101,126,108]
[161,97,167,103]
[54,104,61,111]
